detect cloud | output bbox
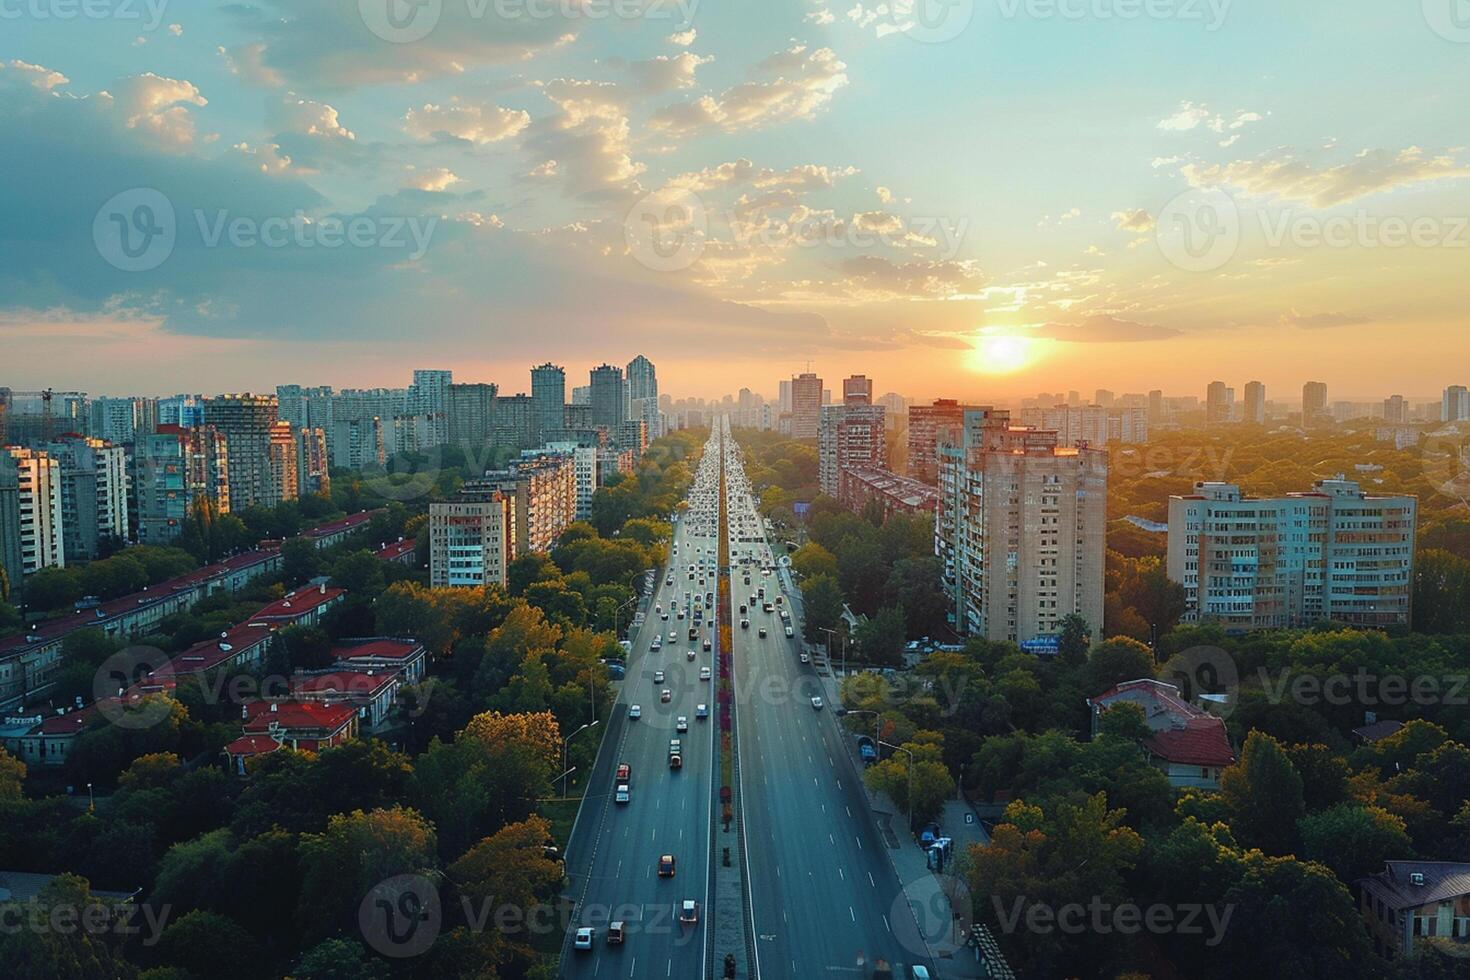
[650,45,848,136]
[1033,314,1183,343]
[624,52,713,93]
[1,59,69,92]
[835,255,983,299]
[1111,208,1155,233]
[667,29,697,46]
[107,73,209,150]
[1182,145,1470,207]
[404,167,462,191]
[523,79,644,200]
[1158,101,1213,131]
[404,98,530,145]
[1279,309,1371,329]
[1158,102,1266,137]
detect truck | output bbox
[669,739,683,769]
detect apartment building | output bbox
[4,447,64,575]
[429,486,516,587]
[204,394,280,510]
[136,425,230,545]
[907,400,982,485]
[1018,404,1148,448]
[266,421,300,506]
[296,427,331,498]
[41,435,129,560]
[837,467,939,520]
[1166,479,1417,630]
[789,372,823,440]
[447,382,498,449]
[0,452,22,588]
[818,401,887,497]
[935,411,1108,647]
[486,450,578,555]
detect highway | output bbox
[724,421,936,979]
[560,431,724,980]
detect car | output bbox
[689,627,699,641]
[911,968,930,980]
[696,703,708,719]
[785,626,794,637]
[606,921,626,945]
[658,854,676,877]
[650,639,662,651]
[799,654,809,664]
[699,666,711,681]
[668,631,677,643]
[775,595,784,605]
[574,927,595,950]
[687,648,696,661]
[758,627,767,638]
[676,609,685,620]
[740,619,749,629]
[811,697,824,710]
[703,639,712,652]
[661,689,672,702]
[679,900,699,925]
[616,762,631,781]
[739,604,747,614]
[629,704,641,719]
[654,670,665,683]
[615,784,631,804]
[676,716,688,732]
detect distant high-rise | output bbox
[1094,389,1115,408]
[1303,381,1329,424]
[778,380,792,414]
[0,451,21,588]
[790,372,823,439]
[1148,389,1163,423]
[137,425,230,545]
[1383,394,1408,424]
[409,370,453,447]
[842,375,873,406]
[530,363,566,443]
[267,421,300,506]
[1244,381,1266,425]
[4,447,64,575]
[1443,385,1470,422]
[447,383,499,449]
[907,400,979,485]
[589,364,626,431]
[626,355,661,439]
[1205,381,1230,424]
[819,398,886,497]
[204,394,279,510]
[43,435,130,561]
[296,428,331,498]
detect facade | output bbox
[205,394,280,510]
[296,427,331,497]
[409,369,453,447]
[1358,861,1470,961]
[331,416,385,470]
[907,399,977,485]
[0,451,21,589]
[1166,479,1417,631]
[266,421,300,506]
[429,486,516,587]
[935,411,1108,646]
[818,402,887,497]
[42,435,129,561]
[88,397,141,445]
[1303,381,1329,424]
[1443,385,1470,423]
[1206,381,1231,424]
[1087,679,1235,789]
[530,363,566,444]
[494,394,535,451]
[545,441,601,520]
[1018,404,1147,448]
[626,354,660,439]
[589,363,626,431]
[487,450,578,555]
[837,467,939,519]
[1244,381,1266,424]
[4,447,64,575]
[447,382,498,449]
[842,374,873,405]
[136,425,230,545]
[789,372,823,440]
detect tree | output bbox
[1083,636,1155,695]
[1298,804,1412,882]
[1097,701,1151,742]
[0,874,140,979]
[449,815,563,955]
[801,574,844,644]
[1220,731,1305,855]
[854,606,906,666]
[295,939,389,980]
[329,550,387,597]
[296,806,438,944]
[508,553,561,596]
[21,565,82,612]
[149,911,261,980]
[1057,614,1091,666]
[0,746,25,800]
[882,558,949,638]
[281,537,323,585]
[791,542,837,581]
[462,710,562,773]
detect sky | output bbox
[1,0,1468,403]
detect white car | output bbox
[629,704,641,719]
[574,927,594,950]
[676,716,688,732]
[811,697,824,710]
[654,670,665,683]
[800,654,810,664]
[784,626,794,637]
[615,784,631,804]
[699,667,711,681]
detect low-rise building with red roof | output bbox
[1087,678,1235,789]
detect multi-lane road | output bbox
[562,419,935,979]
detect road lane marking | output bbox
[869,872,875,887]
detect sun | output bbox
[968,333,1042,375]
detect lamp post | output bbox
[560,721,600,797]
[845,708,881,747]
[819,626,849,677]
[878,741,915,833]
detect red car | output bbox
[616,763,631,782]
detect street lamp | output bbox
[819,626,849,677]
[844,708,882,746]
[560,721,600,797]
[878,741,915,833]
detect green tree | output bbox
[1083,636,1155,694]
[855,606,906,666]
[791,542,837,581]
[801,574,844,644]
[1220,731,1305,855]
[295,939,389,980]
[149,910,260,980]
[1298,803,1412,882]
[296,806,438,944]
[1057,613,1091,666]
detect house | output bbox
[247,584,345,629]
[1353,719,1404,745]
[292,669,401,728]
[333,638,427,685]
[1358,861,1470,960]
[223,700,358,775]
[1087,678,1235,789]
[374,538,418,567]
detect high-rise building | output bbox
[447,382,499,449]
[531,364,566,444]
[267,421,300,506]
[494,394,535,451]
[88,397,141,445]
[0,451,22,589]
[1019,404,1146,448]
[205,394,280,511]
[935,411,1107,646]
[589,364,626,431]
[626,354,660,439]
[296,428,331,497]
[572,385,591,406]
[136,425,229,545]
[1148,389,1164,423]
[842,375,873,406]
[1382,394,1408,424]
[332,417,385,470]
[1094,389,1115,408]
[1243,381,1266,425]
[819,402,887,497]
[1443,385,1470,422]
[778,379,792,415]
[547,441,601,520]
[409,369,453,448]
[485,450,578,555]
[1303,381,1329,425]
[429,486,516,587]
[907,400,981,485]
[1205,381,1230,424]
[4,447,64,575]
[789,372,823,440]
[42,435,129,561]
[157,395,206,429]
[1167,479,1417,630]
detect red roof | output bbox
[293,670,398,698]
[223,734,283,758]
[303,511,379,540]
[249,586,345,622]
[242,700,357,734]
[374,539,416,560]
[1144,717,1236,768]
[335,639,422,662]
